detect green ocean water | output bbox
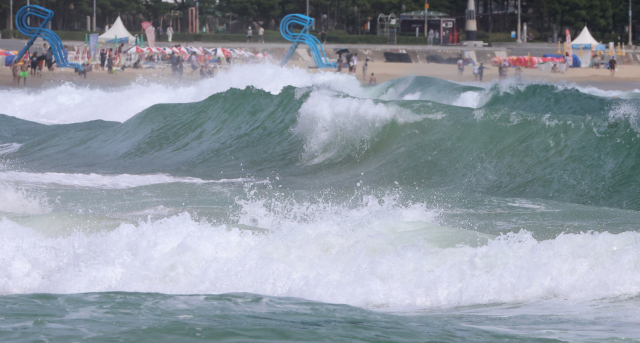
[1,67,640,341]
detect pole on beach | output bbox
[10,0,13,31]
[93,0,96,32]
[516,0,521,43]
[424,0,428,37]
[629,0,633,46]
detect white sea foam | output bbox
[0,171,258,189]
[0,64,364,124]
[0,143,22,155]
[1,196,639,310]
[294,90,426,163]
[0,184,51,214]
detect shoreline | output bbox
[0,60,638,92]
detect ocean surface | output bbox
[1,64,640,342]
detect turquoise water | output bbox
[1,65,640,341]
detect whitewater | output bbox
[1,63,640,342]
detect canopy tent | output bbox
[99,16,135,44]
[572,26,599,45]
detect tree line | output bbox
[1,0,637,41]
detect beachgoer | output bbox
[45,47,54,70]
[369,73,377,85]
[363,58,369,80]
[167,25,174,43]
[320,27,327,44]
[100,49,106,71]
[156,26,163,41]
[500,61,509,79]
[189,52,198,72]
[36,56,44,77]
[473,64,479,81]
[11,63,19,87]
[351,53,358,75]
[19,60,29,86]
[435,31,440,45]
[609,56,617,76]
[258,26,264,43]
[457,58,464,75]
[247,27,253,43]
[428,29,434,45]
[478,63,487,81]
[30,52,39,77]
[107,55,114,74]
[177,56,184,80]
[551,64,560,73]
[346,54,353,73]
[564,52,571,72]
[337,54,343,72]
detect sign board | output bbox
[511,31,516,38]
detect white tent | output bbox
[572,26,599,46]
[99,16,135,44]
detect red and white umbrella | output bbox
[172,46,188,54]
[124,46,146,54]
[228,48,253,57]
[141,47,158,54]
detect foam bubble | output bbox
[0,171,260,189]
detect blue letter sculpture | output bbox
[280,14,336,68]
[14,5,83,71]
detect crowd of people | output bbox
[335,52,376,85]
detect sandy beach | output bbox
[1,60,640,91]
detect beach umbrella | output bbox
[172,46,188,54]
[124,46,146,54]
[186,46,205,55]
[144,47,163,54]
[228,48,253,57]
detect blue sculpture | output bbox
[280,14,336,68]
[14,5,83,71]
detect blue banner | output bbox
[89,33,99,58]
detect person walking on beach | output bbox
[321,27,327,44]
[428,29,434,45]
[363,58,369,80]
[351,53,358,75]
[100,49,106,71]
[337,54,343,72]
[107,55,114,74]
[247,27,253,43]
[30,52,39,77]
[258,26,264,43]
[609,56,617,76]
[11,63,20,87]
[478,63,487,81]
[157,26,163,41]
[457,58,464,75]
[189,52,198,73]
[19,59,29,86]
[45,47,53,70]
[167,25,174,43]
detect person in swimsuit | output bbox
[369,73,377,85]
